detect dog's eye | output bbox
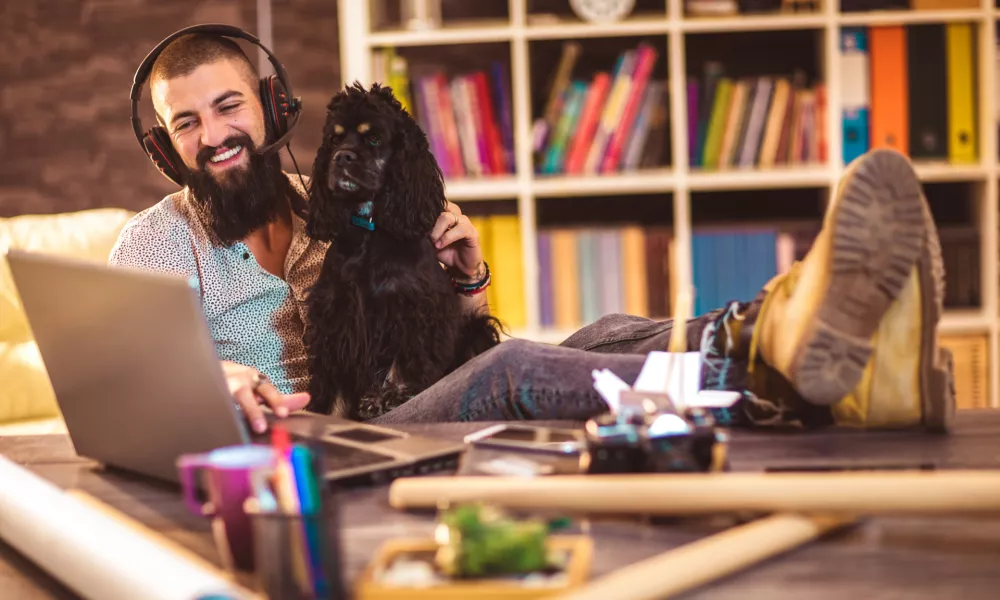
[367,135,381,146]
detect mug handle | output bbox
[177,453,214,517]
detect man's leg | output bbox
[368,302,769,425]
[366,338,647,424]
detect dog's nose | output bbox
[334,149,357,166]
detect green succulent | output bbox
[435,504,551,578]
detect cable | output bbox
[285,143,308,193]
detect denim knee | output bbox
[560,313,671,351]
[492,338,536,373]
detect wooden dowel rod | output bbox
[555,513,857,600]
[389,471,1000,515]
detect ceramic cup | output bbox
[177,444,276,571]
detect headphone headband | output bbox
[130,24,301,163]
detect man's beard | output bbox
[184,133,288,246]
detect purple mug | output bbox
[177,444,275,571]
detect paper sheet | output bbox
[596,350,741,414]
[0,455,257,600]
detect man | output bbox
[111,32,953,435]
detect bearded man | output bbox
[111,30,954,437]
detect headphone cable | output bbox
[285,144,309,192]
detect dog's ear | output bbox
[306,101,350,242]
[375,104,445,241]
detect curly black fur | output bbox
[304,82,502,420]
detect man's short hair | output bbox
[150,33,258,89]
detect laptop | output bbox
[5,249,464,488]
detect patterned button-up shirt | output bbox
[107,174,328,394]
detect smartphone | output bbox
[463,424,585,454]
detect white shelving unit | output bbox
[338,0,1000,408]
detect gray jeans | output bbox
[367,301,762,426]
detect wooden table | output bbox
[4,411,1000,599]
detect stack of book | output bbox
[467,214,526,330]
[372,47,516,179]
[536,226,675,330]
[535,224,822,331]
[840,24,978,165]
[533,42,670,175]
[689,63,827,171]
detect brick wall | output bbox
[0,0,341,217]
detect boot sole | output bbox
[791,149,927,406]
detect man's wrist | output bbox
[451,261,491,296]
[449,260,486,284]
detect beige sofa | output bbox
[0,208,135,434]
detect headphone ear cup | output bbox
[259,75,290,143]
[142,127,185,186]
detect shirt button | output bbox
[243,252,250,260]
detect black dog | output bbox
[304,82,503,420]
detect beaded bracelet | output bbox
[452,261,491,296]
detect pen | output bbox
[270,427,313,595]
[291,444,328,596]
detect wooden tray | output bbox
[355,535,593,599]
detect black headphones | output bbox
[130,23,302,186]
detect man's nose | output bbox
[200,116,230,149]
[334,149,357,166]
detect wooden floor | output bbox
[4,412,1000,598]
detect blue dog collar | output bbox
[351,200,374,231]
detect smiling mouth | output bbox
[209,145,244,166]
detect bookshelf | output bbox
[337,0,1000,409]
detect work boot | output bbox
[748,148,955,432]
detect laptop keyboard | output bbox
[319,439,397,470]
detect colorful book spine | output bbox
[565,73,612,175]
[601,44,659,173]
[537,230,554,328]
[945,23,977,164]
[841,27,871,165]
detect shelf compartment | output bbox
[681,13,826,33]
[367,19,512,47]
[688,165,830,190]
[838,9,984,26]
[530,36,673,177]
[533,168,675,196]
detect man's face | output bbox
[151,58,266,185]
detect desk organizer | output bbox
[355,535,593,599]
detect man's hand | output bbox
[221,361,310,433]
[430,200,485,281]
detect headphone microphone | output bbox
[130,24,303,186]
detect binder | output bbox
[907,24,949,160]
[946,23,978,164]
[869,26,909,155]
[840,27,870,165]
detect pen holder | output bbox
[247,503,348,600]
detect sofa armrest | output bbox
[0,341,60,425]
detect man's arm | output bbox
[430,201,493,317]
[108,207,307,432]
